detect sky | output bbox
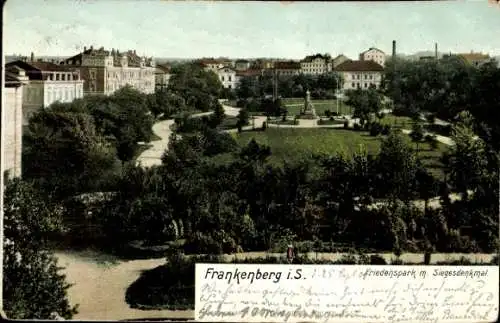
[3,0,500,59]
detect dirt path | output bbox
[55,251,194,320]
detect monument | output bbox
[301,89,317,119]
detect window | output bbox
[357,75,360,80]
[229,76,232,82]
[56,74,60,81]
[364,75,367,80]
[370,75,373,80]
[228,85,232,89]
[352,82,355,88]
[364,83,368,88]
[221,76,225,81]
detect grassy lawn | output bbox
[284,100,353,116]
[378,115,415,129]
[232,128,448,180]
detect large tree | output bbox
[3,178,78,319]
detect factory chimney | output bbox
[392,40,396,58]
[435,43,438,59]
[30,52,35,62]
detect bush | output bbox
[381,124,391,135]
[353,123,361,131]
[183,231,238,255]
[325,110,331,118]
[369,122,383,136]
[262,121,267,131]
[343,120,349,129]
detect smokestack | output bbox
[30,52,35,62]
[435,43,438,59]
[392,40,396,58]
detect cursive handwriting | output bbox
[195,265,499,322]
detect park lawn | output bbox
[378,115,415,129]
[284,101,353,116]
[233,128,448,180]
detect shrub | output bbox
[381,124,391,135]
[353,123,361,131]
[325,110,331,118]
[329,117,335,121]
[343,120,349,129]
[262,121,267,131]
[369,122,382,136]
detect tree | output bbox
[23,110,119,198]
[376,131,418,201]
[445,111,488,201]
[209,100,226,128]
[409,121,425,154]
[3,178,78,319]
[237,108,250,128]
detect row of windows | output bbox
[107,71,154,79]
[45,73,79,81]
[352,74,376,80]
[47,88,83,104]
[220,76,233,82]
[350,82,378,89]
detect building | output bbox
[300,54,332,75]
[251,59,274,70]
[234,59,251,71]
[273,61,301,77]
[197,58,233,72]
[334,60,384,91]
[332,54,350,68]
[6,59,84,124]
[217,66,239,89]
[456,51,491,67]
[359,47,386,67]
[155,64,171,91]
[61,46,156,96]
[3,66,29,178]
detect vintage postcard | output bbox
[1,0,499,321]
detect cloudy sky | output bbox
[3,0,500,59]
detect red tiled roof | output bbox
[236,69,261,77]
[156,64,171,73]
[335,60,384,72]
[274,61,301,70]
[7,60,69,72]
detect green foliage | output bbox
[346,88,383,123]
[23,110,119,198]
[3,179,77,319]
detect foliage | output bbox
[3,179,78,319]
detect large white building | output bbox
[61,46,156,96]
[300,54,332,75]
[6,59,85,124]
[334,60,384,91]
[359,48,386,67]
[217,66,239,89]
[3,66,29,178]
